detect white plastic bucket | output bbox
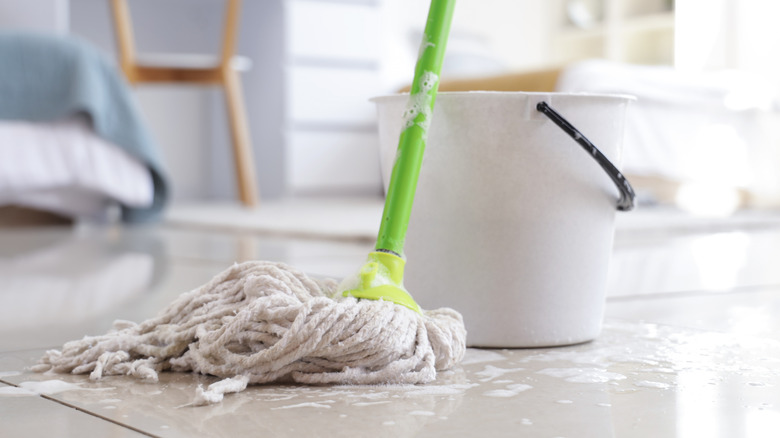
[373,92,634,348]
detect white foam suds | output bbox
[271,402,332,410]
[521,418,533,426]
[483,389,518,398]
[634,380,671,389]
[402,95,430,130]
[0,371,21,378]
[483,383,532,398]
[418,71,439,93]
[644,367,676,374]
[597,403,612,407]
[100,398,122,404]
[1,380,111,397]
[404,383,479,396]
[352,401,391,407]
[401,71,439,131]
[409,410,436,416]
[17,380,87,395]
[524,349,611,366]
[556,399,574,404]
[382,421,396,426]
[475,365,525,382]
[507,383,532,392]
[270,396,302,403]
[417,39,434,59]
[0,386,36,396]
[537,368,626,384]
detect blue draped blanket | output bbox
[0,31,168,223]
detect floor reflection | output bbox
[0,226,167,351]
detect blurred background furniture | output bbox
[0,33,167,225]
[109,0,259,207]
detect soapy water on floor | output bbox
[271,401,333,410]
[2,319,778,436]
[458,348,507,365]
[481,389,516,398]
[0,379,104,396]
[536,367,627,384]
[633,380,672,389]
[0,386,37,396]
[473,364,526,382]
[99,398,122,403]
[351,400,391,407]
[409,410,436,416]
[482,382,533,398]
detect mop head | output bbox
[33,261,467,405]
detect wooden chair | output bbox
[110,0,259,207]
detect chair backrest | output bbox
[109,0,242,82]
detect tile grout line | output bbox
[40,394,162,438]
[0,379,160,438]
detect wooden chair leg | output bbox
[222,69,259,207]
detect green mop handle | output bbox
[375,0,456,256]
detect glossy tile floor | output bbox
[2,202,780,437]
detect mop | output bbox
[33,0,465,406]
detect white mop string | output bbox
[33,261,466,404]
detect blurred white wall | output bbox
[676,0,780,77]
[382,0,549,90]
[0,0,69,33]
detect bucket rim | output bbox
[370,91,636,104]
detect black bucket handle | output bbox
[536,101,636,212]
